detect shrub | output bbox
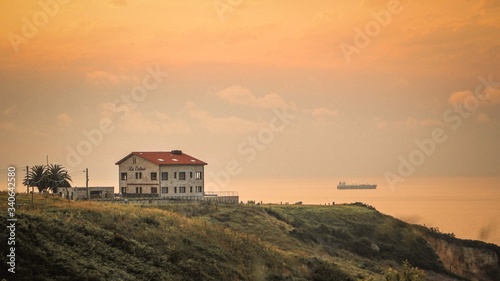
[304,257,353,281]
[264,208,290,224]
[384,261,424,281]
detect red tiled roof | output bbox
[115,151,207,166]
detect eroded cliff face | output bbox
[425,236,499,281]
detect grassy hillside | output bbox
[0,194,350,281]
[1,193,496,280]
[150,202,451,278]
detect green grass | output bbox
[1,193,497,280]
[153,203,442,265]
[0,193,351,280]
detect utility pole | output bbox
[25,166,29,194]
[85,168,89,200]
[25,165,35,206]
[46,155,49,166]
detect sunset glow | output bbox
[1,0,499,244]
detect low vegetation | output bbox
[0,194,351,280]
[1,193,494,280]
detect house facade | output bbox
[115,150,206,198]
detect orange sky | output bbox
[0,0,499,189]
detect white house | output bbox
[115,150,206,198]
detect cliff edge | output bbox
[425,235,500,281]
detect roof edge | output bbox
[115,151,207,165]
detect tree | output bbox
[23,165,49,192]
[46,164,72,193]
[23,164,72,193]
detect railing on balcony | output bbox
[203,191,238,197]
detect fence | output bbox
[92,191,239,204]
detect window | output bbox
[151,172,157,180]
[162,187,168,193]
[196,186,202,193]
[121,187,127,194]
[135,172,142,179]
[195,172,202,180]
[161,172,168,180]
[190,186,193,193]
[132,157,136,164]
[136,187,142,194]
[174,172,177,179]
[179,172,186,180]
[190,172,193,178]
[151,187,157,194]
[90,191,101,198]
[121,173,127,180]
[174,186,177,193]
[179,186,186,193]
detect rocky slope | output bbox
[426,236,500,281]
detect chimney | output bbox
[171,150,182,155]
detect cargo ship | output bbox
[337,181,377,190]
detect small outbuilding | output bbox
[60,186,114,200]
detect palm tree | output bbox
[23,165,49,192]
[23,164,72,193]
[46,164,72,193]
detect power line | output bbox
[0,165,39,173]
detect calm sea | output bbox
[207,177,500,245]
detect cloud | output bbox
[56,113,75,127]
[448,88,500,107]
[373,117,443,129]
[313,12,333,24]
[396,117,443,129]
[373,117,389,129]
[87,71,121,84]
[306,107,339,118]
[304,107,340,128]
[86,70,139,85]
[108,0,127,7]
[476,0,500,13]
[3,106,16,116]
[153,111,192,135]
[0,121,47,137]
[186,102,262,134]
[216,86,290,109]
[98,102,191,135]
[120,110,191,135]
[482,87,500,105]
[0,121,18,131]
[477,112,490,123]
[447,88,499,124]
[448,90,475,106]
[98,102,117,119]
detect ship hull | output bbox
[337,184,377,190]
